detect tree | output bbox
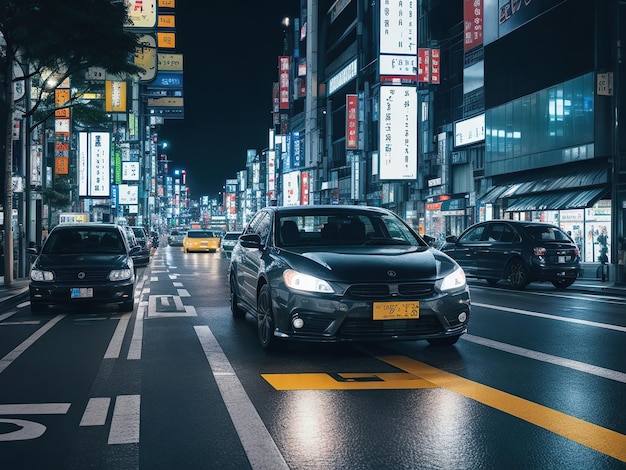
[0,0,143,284]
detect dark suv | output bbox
[442,220,580,289]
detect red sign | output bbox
[279,56,290,110]
[301,171,309,205]
[464,0,483,52]
[431,49,440,84]
[346,94,358,149]
[418,48,430,83]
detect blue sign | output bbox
[152,72,183,88]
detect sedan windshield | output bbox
[276,211,424,247]
[43,229,125,254]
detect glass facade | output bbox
[485,72,595,176]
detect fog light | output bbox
[292,317,305,329]
[458,312,467,323]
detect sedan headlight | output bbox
[283,269,334,293]
[108,268,133,281]
[30,269,54,282]
[439,267,467,292]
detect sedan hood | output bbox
[34,253,131,270]
[277,246,458,282]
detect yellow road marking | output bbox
[262,355,626,462]
[379,355,626,463]
[262,372,436,390]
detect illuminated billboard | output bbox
[79,132,111,197]
[379,86,417,180]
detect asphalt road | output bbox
[1,245,625,469]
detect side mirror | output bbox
[445,235,458,243]
[239,233,262,249]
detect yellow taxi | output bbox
[183,229,221,253]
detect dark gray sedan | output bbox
[228,205,470,350]
[442,220,580,289]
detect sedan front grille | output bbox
[347,283,434,299]
[54,269,110,282]
[339,317,442,337]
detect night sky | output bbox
[159,1,300,197]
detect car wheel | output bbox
[485,278,499,286]
[427,335,461,346]
[230,275,246,319]
[119,299,134,312]
[257,284,280,351]
[30,301,47,313]
[551,278,575,289]
[506,260,529,289]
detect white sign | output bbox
[454,113,485,147]
[118,184,139,205]
[380,0,416,55]
[122,161,140,181]
[379,86,417,180]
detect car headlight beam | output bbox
[440,267,467,292]
[283,269,334,293]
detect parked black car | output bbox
[130,226,151,266]
[229,205,470,350]
[28,223,139,313]
[442,220,580,289]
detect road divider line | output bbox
[472,302,626,332]
[127,306,144,360]
[462,334,626,383]
[108,395,140,445]
[104,313,131,359]
[80,398,111,426]
[0,314,65,374]
[194,325,289,470]
[379,355,626,463]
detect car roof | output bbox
[265,205,394,215]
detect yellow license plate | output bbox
[373,301,420,320]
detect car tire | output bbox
[119,299,134,312]
[427,335,461,346]
[230,275,246,319]
[30,301,47,313]
[506,260,529,289]
[551,278,575,289]
[257,284,280,351]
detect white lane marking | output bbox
[160,296,170,307]
[0,314,65,374]
[173,282,183,287]
[472,284,625,305]
[472,302,626,332]
[108,395,140,445]
[104,313,132,359]
[1,321,41,326]
[194,326,289,470]
[0,419,46,441]
[177,289,190,297]
[80,398,111,426]
[462,334,626,383]
[0,403,71,414]
[127,305,145,360]
[150,276,158,282]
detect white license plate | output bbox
[558,256,566,263]
[71,288,93,298]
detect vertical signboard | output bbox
[279,56,290,109]
[464,0,483,51]
[380,0,416,54]
[346,95,358,149]
[379,86,417,180]
[78,132,111,197]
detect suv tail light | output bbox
[533,247,547,256]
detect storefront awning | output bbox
[504,187,608,212]
[479,166,609,204]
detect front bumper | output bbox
[29,280,134,307]
[271,286,470,343]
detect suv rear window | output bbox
[524,225,571,241]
